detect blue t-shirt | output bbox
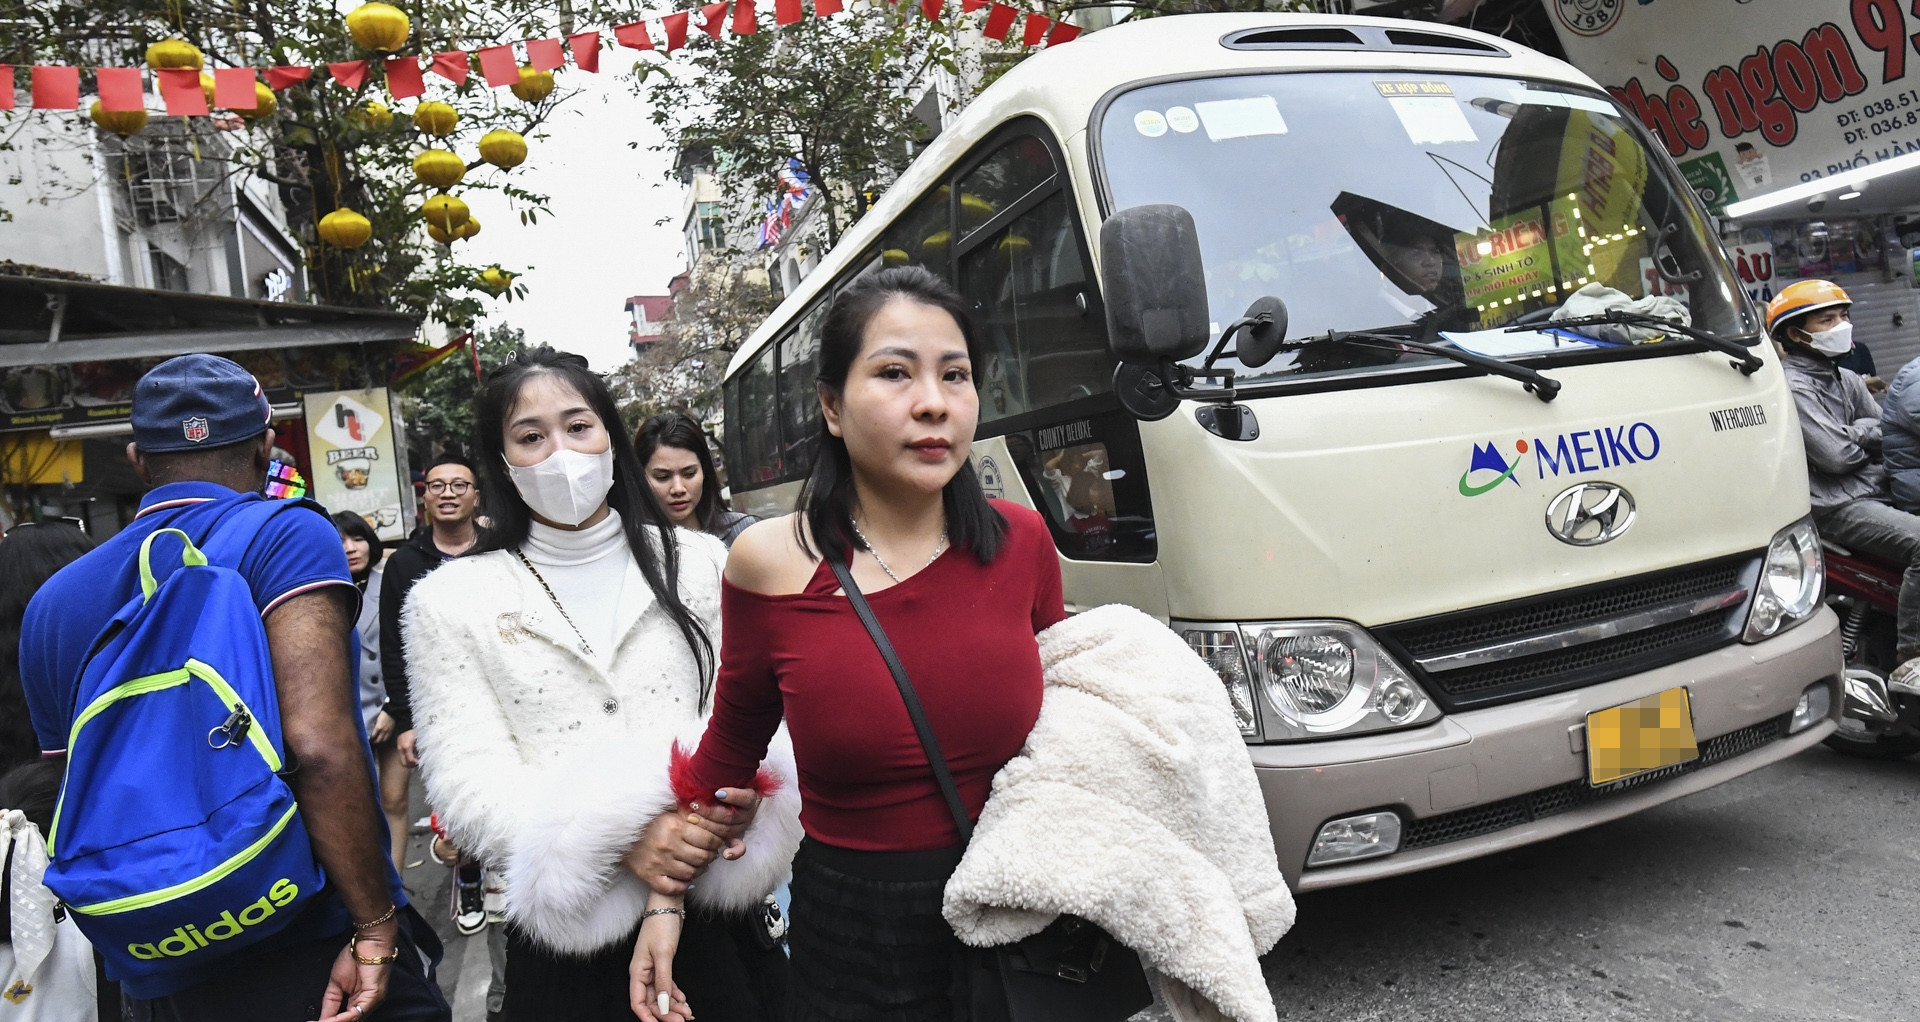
[19,481,408,999]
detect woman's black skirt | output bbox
[786,837,1007,1022]
[503,905,789,1022]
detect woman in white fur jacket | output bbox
[402,348,802,1021]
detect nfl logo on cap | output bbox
[182,417,211,444]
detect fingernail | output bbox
[688,814,702,825]
[715,789,728,801]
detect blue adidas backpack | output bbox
[43,500,327,985]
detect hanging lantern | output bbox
[345,2,412,52]
[477,129,527,169]
[882,249,910,267]
[459,216,482,240]
[921,230,951,262]
[996,234,1031,261]
[420,194,471,232]
[412,149,466,190]
[89,101,149,137]
[959,194,996,224]
[145,38,204,70]
[478,265,514,295]
[198,73,217,107]
[413,101,458,137]
[318,208,373,248]
[509,67,555,104]
[427,221,457,244]
[239,82,277,120]
[350,101,394,131]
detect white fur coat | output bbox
[943,604,1295,1022]
[401,527,803,955]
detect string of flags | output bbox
[0,0,1081,115]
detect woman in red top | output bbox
[629,266,1065,1021]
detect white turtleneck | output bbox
[522,509,629,667]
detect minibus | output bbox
[720,13,1843,888]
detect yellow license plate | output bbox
[1586,687,1699,786]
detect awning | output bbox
[0,275,420,369]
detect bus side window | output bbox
[737,343,783,485]
[778,307,824,477]
[879,193,952,278]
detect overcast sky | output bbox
[456,67,687,372]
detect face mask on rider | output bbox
[1801,321,1855,358]
[506,447,615,527]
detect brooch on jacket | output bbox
[497,612,529,644]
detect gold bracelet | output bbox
[353,905,397,932]
[350,931,400,966]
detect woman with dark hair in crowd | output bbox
[634,413,756,548]
[332,511,391,746]
[401,346,799,1021]
[630,266,1066,1021]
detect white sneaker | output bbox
[452,861,487,936]
[1888,657,1920,696]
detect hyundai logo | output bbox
[1545,482,1635,546]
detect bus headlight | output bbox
[1743,518,1823,643]
[1177,619,1442,742]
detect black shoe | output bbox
[453,861,486,936]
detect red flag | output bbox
[732,0,757,34]
[96,67,145,112]
[157,68,209,115]
[384,56,425,97]
[429,51,469,84]
[1021,12,1050,45]
[662,12,690,50]
[615,21,655,49]
[30,65,79,109]
[477,45,519,86]
[328,60,371,89]
[213,67,258,109]
[776,0,803,25]
[265,65,312,89]
[527,38,565,71]
[0,67,12,111]
[814,0,843,14]
[961,0,988,11]
[1045,20,1079,44]
[700,1,729,38]
[568,32,601,71]
[921,0,941,19]
[981,3,1016,39]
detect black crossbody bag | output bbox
[827,558,1153,1022]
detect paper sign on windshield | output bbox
[1193,96,1288,141]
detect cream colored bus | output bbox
[721,12,1842,888]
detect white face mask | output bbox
[1803,321,1855,357]
[506,447,615,526]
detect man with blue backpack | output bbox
[18,355,449,1022]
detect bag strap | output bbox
[827,557,975,844]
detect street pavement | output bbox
[404,743,1920,1022]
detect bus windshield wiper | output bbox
[1517,310,1764,375]
[1301,330,1562,403]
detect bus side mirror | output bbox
[1099,204,1211,364]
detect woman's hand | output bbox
[624,791,763,895]
[369,710,395,745]
[630,897,691,1022]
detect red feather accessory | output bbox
[669,740,782,808]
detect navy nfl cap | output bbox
[131,354,273,453]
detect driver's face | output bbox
[1384,235,1445,294]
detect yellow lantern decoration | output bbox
[239,82,277,120]
[426,221,457,245]
[477,129,527,169]
[882,249,910,267]
[414,101,458,137]
[350,101,394,131]
[89,101,148,137]
[478,265,514,295]
[997,234,1031,260]
[318,209,373,249]
[959,194,996,223]
[412,149,466,191]
[921,230,951,262]
[459,216,482,240]
[420,194,471,233]
[199,72,217,107]
[145,38,204,70]
[345,2,412,52]
[509,67,555,104]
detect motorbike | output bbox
[1824,541,1920,758]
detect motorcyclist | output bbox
[1776,280,1920,688]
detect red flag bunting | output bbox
[981,3,1016,39]
[527,38,565,71]
[961,0,988,11]
[1045,20,1079,44]
[96,67,145,112]
[615,21,655,49]
[157,68,209,115]
[0,66,12,111]
[814,0,843,14]
[1020,12,1050,45]
[477,45,519,86]
[383,57,424,97]
[214,67,258,109]
[921,0,941,20]
[732,0,757,34]
[31,65,79,109]
[568,32,601,71]
[429,51,469,84]
[265,65,312,89]
[700,1,729,38]
[776,0,803,25]
[662,11,690,49]
[328,60,371,89]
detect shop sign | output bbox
[305,388,409,542]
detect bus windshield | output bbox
[1098,72,1754,383]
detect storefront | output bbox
[0,274,422,539]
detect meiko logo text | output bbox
[1460,424,1660,496]
[125,878,300,960]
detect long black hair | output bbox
[0,520,96,772]
[331,510,382,585]
[798,265,1006,567]
[634,413,726,534]
[473,347,715,696]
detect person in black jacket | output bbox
[377,454,482,872]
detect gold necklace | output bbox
[848,516,946,585]
[513,549,592,656]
